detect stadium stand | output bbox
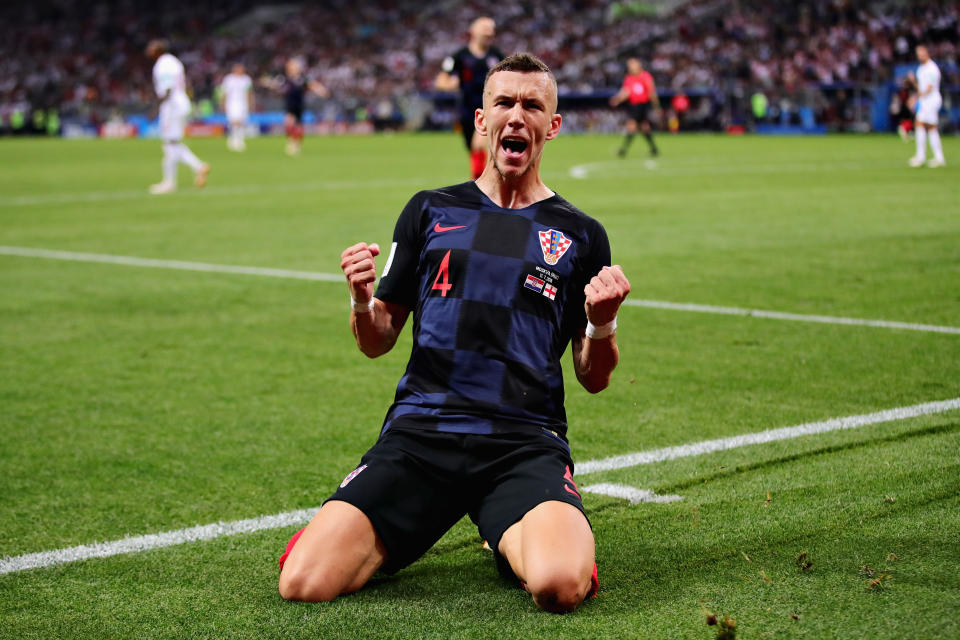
[0,0,957,135]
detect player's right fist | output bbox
[340,242,381,304]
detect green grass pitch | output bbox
[1,131,958,639]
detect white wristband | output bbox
[585,317,617,339]
[350,296,375,314]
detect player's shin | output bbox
[928,129,944,162]
[162,142,178,184]
[176,143,204,171]
[915,126,927,160]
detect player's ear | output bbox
[545,112,562,140]
[475,107,487,136]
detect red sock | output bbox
[294,125,304,142]
[284,123,295,139]
[278,527,306,570]
[470,150,486,179]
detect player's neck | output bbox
[468,42,489,58]
[475,166,554,209]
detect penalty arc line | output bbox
[2,246,959,335]
[2,396,958,576]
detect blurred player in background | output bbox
[610,57,660,158]
[908,45,945,168]
[890,72,916,142]
[260,58,330,156]
[220,63,253,152]
[279,53,630,613]
[146,39,210,194]
[435,17,504,179]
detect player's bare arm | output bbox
[609,87,628,107]
[572,265,630,393]
[258,75,282,92]
[308,79,330,99]
[434,71,459,92]
[340,242,409,357]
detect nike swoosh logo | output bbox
[434,223,467,233]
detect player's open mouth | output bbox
[501,137,528,159]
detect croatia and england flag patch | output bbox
[524,274,545,293]
[539,229,572,265]
[524,274,558,301]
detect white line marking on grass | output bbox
[0,508,317,576]
[567,159,877,179]
[624,299,960,335]
[577,397,960,475]
[581,483,683,503]
[0,177,435,207]
[0,246,344,282]
[4,246,959,335]
[3,397,958,575]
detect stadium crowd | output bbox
[0,0,957,134]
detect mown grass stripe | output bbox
[2,398,957,576]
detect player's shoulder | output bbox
[413,181,482,207]
[541,193,606,235]
[490,47,506,61]
[159,53,182,67]
[451,46,471,60]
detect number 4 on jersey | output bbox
[431,250,453,297]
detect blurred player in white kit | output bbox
[146,39,210,194]
[221,63,254,152]
[908,45,946,168]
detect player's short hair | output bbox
[485,53,553,84]
[484,53,559,109]
[146,39,169,56]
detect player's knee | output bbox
[526,569,587,614]
[278,566,340,603]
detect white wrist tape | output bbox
[585,317,617,339]
[350,296,375,314]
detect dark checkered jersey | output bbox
[374,181,611,441]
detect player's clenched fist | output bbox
[340,242,381,304]
[584,265,630,326]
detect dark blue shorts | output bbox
[325,427,589,575]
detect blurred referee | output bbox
[610,57,660,158]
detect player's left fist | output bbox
[584,265,630,325]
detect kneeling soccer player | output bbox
[279,53,631,614]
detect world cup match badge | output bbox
[340,464,368,488]
[539,229,572,265]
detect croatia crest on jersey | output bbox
[539,229,572,265]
